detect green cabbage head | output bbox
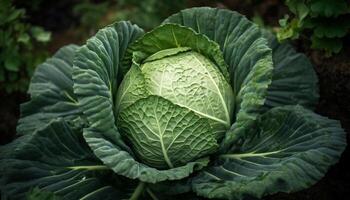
[116,46,234,168]
[0,7,346,200]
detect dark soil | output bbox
[0,92,27,145]
[14,0,80,31]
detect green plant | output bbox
[0,7,346,200]
[73,0,110,34]
[72,0,187,39]
[277,0,350,56]
[0,0,51,93]
[114,0,187,29]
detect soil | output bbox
[0,92,27,145]
[1,1,349,199]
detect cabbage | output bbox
[0,7,346,200]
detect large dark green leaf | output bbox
[0,119,136,200]
[163,7,273,151]
[17,45,84,135]
[191,106,346,199]
[73,21,144,151]
[26,188,61,200]
[263,31,319,110]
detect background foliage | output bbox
[0,0,50,93]
[3,0,348,93]
[277,0,350,56]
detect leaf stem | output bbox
[68,165,109,171]
[146,188,159,200]
[130,181,146,200]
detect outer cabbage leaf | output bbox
[163,7,273,151]
[191,105,346,199]
[126,23,230,82]
[0,119,136,200]
[73,21,144,152]
[17,45,84,135]
[118,95,218,169]
[262,30,319,111]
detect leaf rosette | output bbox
[0,7,346,200]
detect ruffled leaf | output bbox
[262,30,319,110]
[126,23,230,82]
[17,45,84,135]
[0,119,135,200]
[191,106,346,199]
[73,21,144,151]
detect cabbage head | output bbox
[0,7,346,200]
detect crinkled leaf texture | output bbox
[119,24,234,140]
[125,23,230,81]
[141,49,233,139]
[164,7,274,151]
[118,95,218,169]
[0,119,136,200]
[116,24,234,167]
[17,45,84,135]
[73,21,209,183]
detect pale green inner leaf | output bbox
[141,49,234,139]
[115,65,149,113]
[118,95,218,169]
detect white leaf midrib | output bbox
[154,103,174,168]
[191,54,231,126]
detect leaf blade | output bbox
[0,119,134,200]
[262,30,319,110]
[73,21,144,152]
[191,105,346,199]
[118,95,218,169]
[17,44,84,135]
